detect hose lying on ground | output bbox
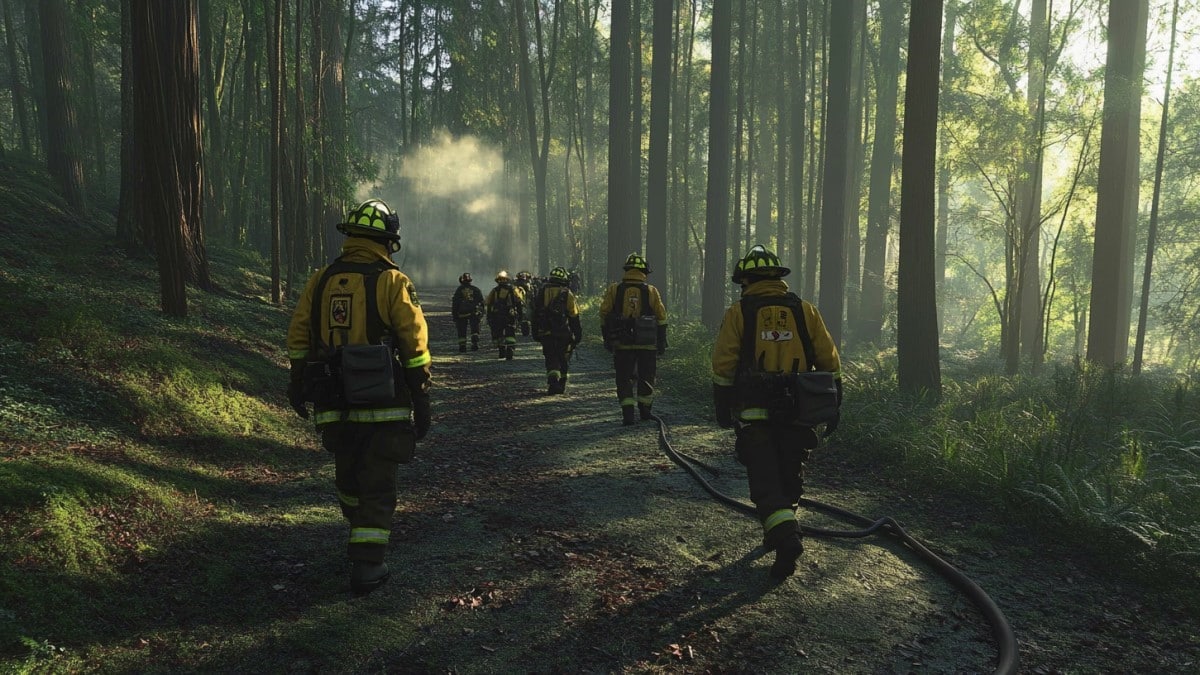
[649,412,1019,675]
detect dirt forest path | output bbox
[353,289,1198,673]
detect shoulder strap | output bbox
[308,258,395,353]
[737,292,816,375]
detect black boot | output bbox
[638,404,653,421]
[506,345,514,360]
[622,405,636,426]
[498,346,506,359]
[765,523,804,581]
[350,561,390,596]
[547,375,557,395]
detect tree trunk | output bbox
[1086,0,1148,367]
[701,0,732,329]
[629,0,643,246]
[1133,0,1178,374]
[818,0,852,344]
[38,0,86,211]
[132,0,209,316]
[1018,0,1048,368]
[788,0,807,283]
[936,0,956,295]
[116,0,145,252]
[858,0,903,344]
[269,0,283,304]
[2,0,31,155]
[896,0,942,398]
[645,0,672,289]
[607,0,633,277]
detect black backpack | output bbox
[538,287,572,338]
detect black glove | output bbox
[713,384,735,429]
[413,396,431,441]
[287,382,309,419]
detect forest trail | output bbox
[347,290,1199,673]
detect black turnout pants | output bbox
[734,422,817,521]
[613,349,657,407]
[321,421,415,563]
[455,315,480,344]
[541,337,572,381]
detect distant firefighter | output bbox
[532,266,582,395]
[451,272,485,353]
[513,271,534,336]
[600,253,668,425]
[486,270,525,360]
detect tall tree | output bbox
[818,0,854,344]
[1017,0,1049,366]
[858,0,904,344]
[935,0,956,294]
[701,0,732,328]
[607,0,633,276]
[116,0,144,252]
[2,0,31,155]
[1133,0,1179,374]
[645,0,672,286]
[515,0,563,274]
[787,0,807,285]
[896,0,942,397]
[1086,0,1148,366]
[269,0,283,304]
[38,0,86,211]
[131,0,209,317]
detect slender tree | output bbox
[1133,0,1179,374]
[2,0,31,155]
[896,0,942,397]
[818,0,853,344]
[607,0,633,276]
[701,0,732,328]
[858,0,904,344]
[645,0,672,287]
[38,0,86,211]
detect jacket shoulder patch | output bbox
[406,281,420,307]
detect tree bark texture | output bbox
[701,0,732,329]
[818,0,853,344]
[38,0,87,212]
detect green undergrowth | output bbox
[837,351,1200,604]
[0,159,316,668]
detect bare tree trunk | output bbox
[38,0,86,211]
[1133,0,1178,374]
[132,0,208,316]
[936,0,956,296]
[701,0,732,329]
[116,0,145,252]
[607,0,633,277]
[269,0,283,304]
[2,0,31,155]
[896,0,942,398]
[645,0,672,288]
[1087,0,1147,366]
[788,0,807,282]
[818,0,853,344]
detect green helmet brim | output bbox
[336,222,401,240]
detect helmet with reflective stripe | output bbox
[495,270,511,283]
[336,199,401,242]
[622,252,651,273]
[459,272,472,284]
[732,244,791,283]
[549,266,569,283]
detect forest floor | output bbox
[0,162,1197,670]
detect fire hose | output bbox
[648,411,1019,675]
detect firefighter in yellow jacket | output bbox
[486,271,525,360]
[600,253,668,425]
[286,199,432,596]
[532,266,582,394]
[712,245,842,580]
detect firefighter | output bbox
[599,253,668,425]
[286,199,432,596]
[514,271,534,336]
[711,245,842,580]
[532,266,582,394]
[451,272,484,352]
[486,270,525,360]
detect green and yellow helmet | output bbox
[549,266,569,283]
[622,252,651,273]
[336,199,401,242]
[732,244,791,283]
